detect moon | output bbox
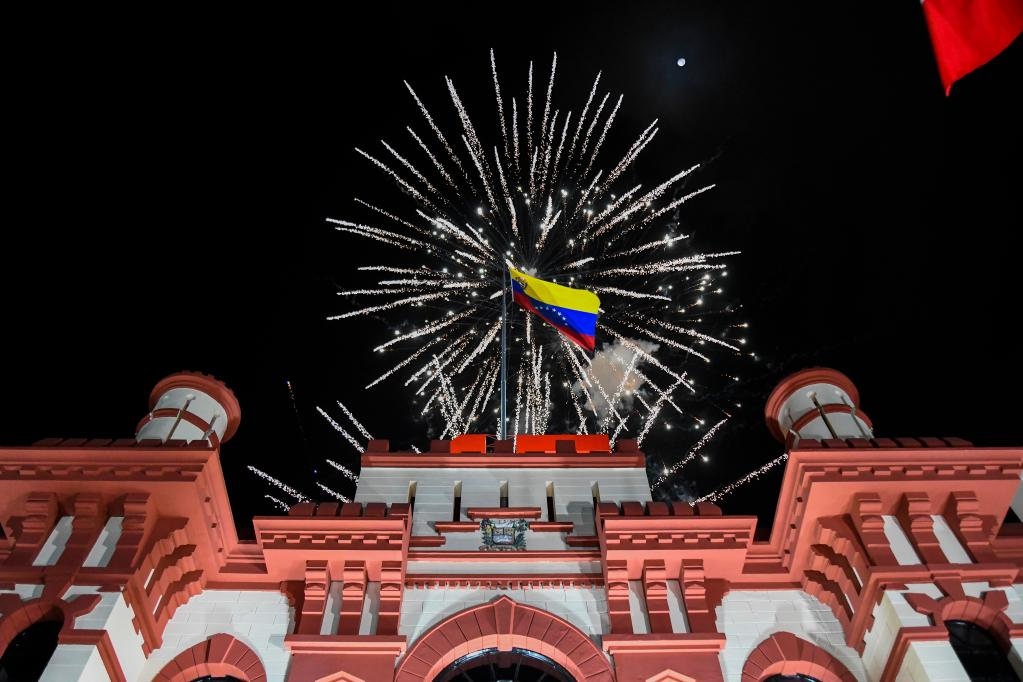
[676,57,686,67]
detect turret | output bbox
[135,371,241,445]
[764,367,873,446]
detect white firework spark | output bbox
[316,405,364,452]
[327,50,746,446]
[326,459,360,482]
[248,466,308,502]
[697,454,788,504]
[653,417,729,488]
[316,482,352,504]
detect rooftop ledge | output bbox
[361,434,647,469]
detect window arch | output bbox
[945,620,1021,682]
[434,648,575,682]
[152,633,266,682]
[0,609,63,682]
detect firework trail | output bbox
[316,482,352,504]
[264,494,290,512]
[336,400,373,440]
[326,458,360,483]
[316,405,364,453]
[652,417,729,488]
[321,50,750,478]
[697,453,788,504]
[248,466,308,502]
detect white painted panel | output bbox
[406,560,602,575]
[862,589,933,682]
[717,590,867,682]
[1009,638,1023,680]
[63,585,146,681]
[139,590,294,682]
[931,515,972,564]
[33,516,74,566]
[40,644,110,682]
[628,580,650,635]
[82,517,123,568]
[320,581,342,635]
[356,466,651,541]
[359,582,381,635]
[666,579,689,633]
[897,640,969,682]
[398,586,608,650]
[883,515,922,566]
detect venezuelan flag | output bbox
[510,267,600,353]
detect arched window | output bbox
[0,617,62,682]
[190,677,244,682]
[433,648,575,682]
[946,619,1021,682]
[765,676,822,682]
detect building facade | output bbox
[2,368,1022,682]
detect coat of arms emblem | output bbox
[479,518,528,551]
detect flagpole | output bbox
[499,267,509,440]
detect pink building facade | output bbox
[2,368,1022,682]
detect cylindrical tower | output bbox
[135,371,241,446]
[764,367,873,446]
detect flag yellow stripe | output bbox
[510,268,600,313]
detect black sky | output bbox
[3,4,1021,539]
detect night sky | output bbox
[4,4,1021,540]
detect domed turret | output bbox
[135,371,241,445]
[765,367,873,446]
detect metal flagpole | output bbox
[499,267,509,440]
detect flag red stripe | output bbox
[513,291,596,353]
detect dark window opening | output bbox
[0,613,63,682]
[946,620,1021,682]
[452,481,462,521]
[433,647,576,682]
[408,481,417,515]
[500,480,509,508]
[546,482,556,522]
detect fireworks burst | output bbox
[330,50,747,441]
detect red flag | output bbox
[922,0,1023,94]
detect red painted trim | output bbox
[876,586,1023,682]
[512,291,596,353]
[149,372,242,443]
[408,549,601,561]
[431,522,479,532]
[409,535,447,547]
[515,434,611,454]
[878,626,948,682]
[152,633,267,682]
[136,409,220,447]
[283,634,406,655]
[394,596,613,682]
[602,632,726,655]
[404,573,604,588]
[741,631,857,682]
[564,535,600,547]
[764,367,860,442]
[529,521,575,532]
[60,630,128,682]
[789,404,873,434]
[361,452,645,468]
[466,507,542,520]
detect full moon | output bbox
[676,57,686,67]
